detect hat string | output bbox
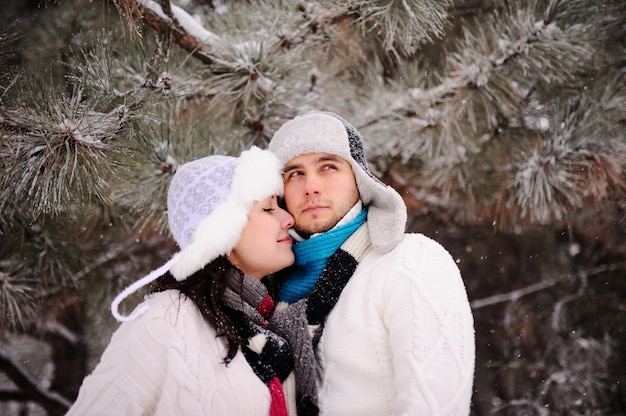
[110,252,182,322]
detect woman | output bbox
[67,147,297,415]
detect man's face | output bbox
[282,152,360,237]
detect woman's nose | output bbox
[279,207,295,229]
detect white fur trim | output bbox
[170,146,284,281]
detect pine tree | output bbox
[1,0,625,414]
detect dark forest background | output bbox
[0,0,625,415]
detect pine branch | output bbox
[470,261,626,309]
[0,264,37,331]
[71,29,176,110]
[0,352,71,416]
[70,236,138,283]
[471,275,565,310]
[358,0,625,225]
[0,89,130,218]
[115,0,218,65]
[109,0,143,38]
[371,0,610,129]
[350,0,451,56]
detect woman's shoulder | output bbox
[144,290,210,329]
[144,289,189,311]
[110,289,222,359]
[114,290,209,339]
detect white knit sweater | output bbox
[317,233,475,416]
[67,290,271,415]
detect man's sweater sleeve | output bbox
[382,234,475,416]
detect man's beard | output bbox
[294,216,337,238]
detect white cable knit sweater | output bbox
[317,233,475,416]
[67,290,271,415]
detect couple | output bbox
[67,111,475,415]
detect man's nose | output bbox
[303,174,321,196]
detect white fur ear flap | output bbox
[170,203,248,281]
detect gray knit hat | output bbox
[111,146,284,322]
[269,111,407,253]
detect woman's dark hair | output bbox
[150,256,244,363]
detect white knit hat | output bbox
[269,111,407,253]
[111,146,284,322]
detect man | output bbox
[269,111,475,415]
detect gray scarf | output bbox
[270,224,372,416]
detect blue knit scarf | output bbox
[279,209,367,302]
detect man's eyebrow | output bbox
[316,155,342,163]
[284,154,344,172]
[283,162,302,172]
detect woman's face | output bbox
[227,195,295,279]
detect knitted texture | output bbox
[270,223,372,416]
[68,290,273,415]
[223,275,293,416]
[316,233,476,416]
[279,209,367,302]
[270,300,318,415]
[167,155,235,250]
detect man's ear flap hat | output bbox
[269,111,407,253]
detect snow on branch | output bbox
[353,0,450,56]
[412,1,597,115]
[0,91,129,218]
[137,0,217,44]
[129,0,218,65]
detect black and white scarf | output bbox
[223,275,293,416]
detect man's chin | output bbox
[293,226,313,238]
[295,213,338,236]
[295,223,332,237]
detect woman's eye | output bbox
[263,207,275,213]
